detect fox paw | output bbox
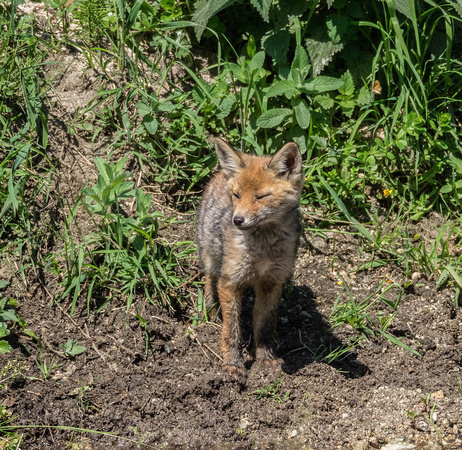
[223,364,247,385]
[256,357,283,372]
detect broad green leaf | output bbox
[292,99,311,129]
[291,45,310,84]
[249,51,265,72]
[250,0,271,21]
[306,33,343,77]
[262,29,290,67]
[356,86,370,105]
[313,94,334,109]
[392,0,412,19]
[299,76,344,94]
[326,15,349,44]
[266,80,298,99]
[289,126,307,154]
[0,309,18,322]
[192,0,236,40]
[94,157,112,184]
[136,102,151,118]
[143,116,158,135]
[440,184,452,194]
[0,340,12,354]
[0,323,9,338]
[339,70,354,96]
[256,108,292,128]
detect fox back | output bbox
[197,138,303,384]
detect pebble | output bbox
[415,420,429,432]
[381,439,415,449]
[239,417,250,430]
[289,429,298,438]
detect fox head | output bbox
[212,138,303,230]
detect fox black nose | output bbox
[233,216,245,226]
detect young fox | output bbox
[197,138,303,383]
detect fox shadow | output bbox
[241,285,370,379]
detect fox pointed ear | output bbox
[211,137,245,179]
[269,143,303,186]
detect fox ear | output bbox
[269,143,302,184]
[211,137,245,179]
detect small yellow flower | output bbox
[337,280,343,285]
[383,189,393,198]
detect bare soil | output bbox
[1,44,462,450]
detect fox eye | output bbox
[233,193,241,200]
[256,193,271,200]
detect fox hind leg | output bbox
[203,274,220,321]
[253,281,283,372]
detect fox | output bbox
[197,137,303,384]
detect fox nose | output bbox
[233,215,245,226]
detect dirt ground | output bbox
[1,50,462,450]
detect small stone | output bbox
[415,420,429,432]
[342,413,349,419]
[431,390,444,399]
[289,429,298,438]
[411,272,422,282]
[381,439,415,450]
[239,417,250,430]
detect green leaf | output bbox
[356,86,370,105]
[290,45,310,84]
[249,51,265,72]
[289,126,307,154]
[392,0,412,19]
[0,340,12,354]
[256,108,292,128]
[338,70,354,96]
[440,184,453,194]
[136,102,151,118]
[192,0,236,40]
[266,80,298,99]
[326,15,349,44]
[60,339,86,357]
[160,0,175,11]
[247,35,256,58]
[262,29,290,66]
[0,323,9,338]
[306,33,343,77]
[249,0,271,21]
[0,309,18,322]
[143,116,159,135]
[292,99,311,129]
[0,280,9,290]
[313,94,334,109]
[299,76,344,94]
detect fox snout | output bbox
[233,215,245,226]
[232,214,258,229]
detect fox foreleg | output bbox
[217,278,246,384]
